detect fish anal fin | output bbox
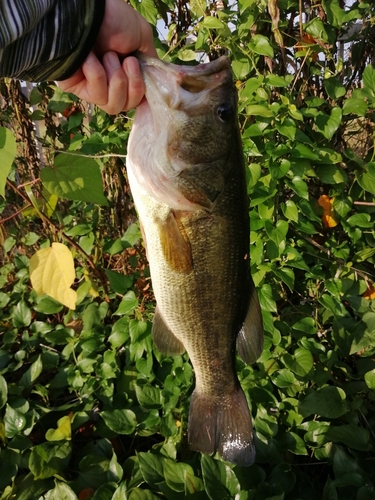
[157,210,193,273]
[237,279,264,365]
[152,307,185,356]
[188,387,255,467]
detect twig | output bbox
[353,201,375,206]
[50,149,127,159]
[290,227,375,282]
[0,203,32,223]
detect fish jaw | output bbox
[127,56,239,211]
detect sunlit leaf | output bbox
[30,242,77,310]
[40,154,108,206]
[45,415,72,441]
[0,127,17,198]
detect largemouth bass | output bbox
[127,55,263,466]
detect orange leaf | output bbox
[318,195,338,228]
[78,488,95,500]
[363,285,375,300]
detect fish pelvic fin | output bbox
[237,278,264,365]
[157,210,193,273]
[188,387,255,467]
[152,307,185,356]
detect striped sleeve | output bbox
[0,0,105,81]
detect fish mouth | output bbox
[136,55,232,108]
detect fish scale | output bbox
[127,55,263,466]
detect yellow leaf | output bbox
[45,415,72,441]
[29,242,77,309]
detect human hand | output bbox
[58,0,157,114]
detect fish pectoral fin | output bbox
[157,210,193,273]
[152,307,185,356]
[188,387,255,467]
[237,278,264,365]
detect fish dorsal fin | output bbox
[237,279,264,364]
[152,307,185,356]
[157,210,193,273]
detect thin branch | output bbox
[290,227,375,282]
[0,203,32,223]
[353,201,375,206]
[50,149,127,159]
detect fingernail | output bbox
[84,52,96,64]
[126,57,141,78]
[106,51,120,70]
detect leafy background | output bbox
[1,0,375,498]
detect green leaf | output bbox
[265,220,289,246]
[105,269,133,294]
[232,57,251,80]
[163,459,195,492]
[136,384,163,409]
[272,369,300,389]
[4,404,27,438]
[201,16,225,29]
[342,97,368,116]
[364,369,375,389]
[322,0,345,27]
[259,284,278,313]
[137,452,165,489]
[0,461,17,491]
[0,374,7,409]
[4,235,16,253]
[128,489,163,500]
[305,18,330,43]
[29,442,72,480]
[33,296,64,314]
[201,454,237,500]
[12,300,32,328]
[101,408,137,434]
[324,77,346,99]
[282,200,299,222]
[40,154,108,206]
[292,317,317,334]
[357,164,375,195]
[325,425,371,451]
[286,176,309,200]
[315,164,348,184]
[177,48,198,61]
[113,290,138,316]
[283,348,313,377]
[249,34,274,58]
[190,0,206,17]
[246,104,274,118]
[19,354,43,389]
[299,386,348,418]
[275,118,296,140]
[363,64,375,93]
[315,107,342,140]
[266,74,293,87]
[272,267,295,291]
[129,0,157,24]
[44,481,78,500]
[0,127,17,198]
[346,213,373,228]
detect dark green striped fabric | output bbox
[0,0,105,81]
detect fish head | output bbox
[127,56,240,211]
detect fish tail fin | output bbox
[188,387,255,466]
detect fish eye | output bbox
[216,103,234,123]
